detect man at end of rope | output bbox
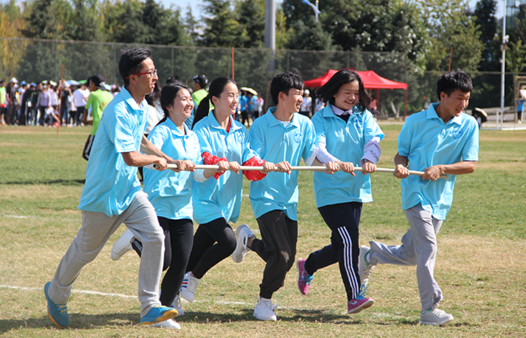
[359,69,479,326]
[44,47,187,330]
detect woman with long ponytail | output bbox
[180,77,275,304]
[110,83,229,328]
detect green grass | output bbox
[1,125,525,337]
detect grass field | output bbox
[0,124,525,337]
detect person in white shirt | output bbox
[299,89,312,118]
[72,83,90,126]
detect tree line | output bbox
[0,0,525,110]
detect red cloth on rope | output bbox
[242,156,267,181]
[202,152,228,179]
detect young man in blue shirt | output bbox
[44,48,187,329]
[232,72,344,321]
[359,69,479,326]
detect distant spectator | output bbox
[299,89,312,118]
[7,78,19,124]
[82,74,113,161]
[36,83,52,126]
[188,74,209,128]
[72,82,89,126]
[517,97,525,124]
[166,75,183,86]
[0,80,7,125]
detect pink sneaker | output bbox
[297,258,313,295]
[347,295,374,314]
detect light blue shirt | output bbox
[144,118,201,220]
[192,113,256,224]
[78,88,148,217]
[398,103,479,220]
[312,104,384,207]
[249,107,317,221]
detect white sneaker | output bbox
[111,229,134,260]
[358,246,375,287]
[232,224,254,263]
[151,319,181,329]
[171,294,185,317]
[179,272,200,303]
[420,308,454,326]
[253,296,277,321]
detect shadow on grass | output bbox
[1,179,86,186]
[0,312,140,332]
[181,308,364,324]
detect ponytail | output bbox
[192,94,211,129]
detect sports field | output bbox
[0,124,525,337]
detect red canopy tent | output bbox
[304,69,409,118]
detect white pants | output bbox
[48,191,165,317]
[368,204,443,310]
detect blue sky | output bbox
[166,0,504,19]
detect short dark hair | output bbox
[89,74,106,90]
[316,69,371,111]
[119,48,152,86]
[166,75,183,85]
[436,69,472,100]
[270,72,304,105]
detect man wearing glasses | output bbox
[44,48,186,329]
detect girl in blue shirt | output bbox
[297,70,384,314]
[180,77,270,303]
[110,83,226,326]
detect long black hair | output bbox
[156,83,190,125]
[316,69,371,111]
[192,77,236,129]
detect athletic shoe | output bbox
[151,318,181,329]
[171,294,185,317]
[139,306,178,325]
[420,308,454,326]
[179,272,200,303]
[44,282,69,328]
[358,245,375,287]
[253,296,277,321]
[232,224,254,263]
[297,258,313,295]
[111,229,134,260]
[347,295,375,314]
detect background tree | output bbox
[473,0,499,71]
[0,0,27,80]
[236,0,265,48]
[200,0,240,47]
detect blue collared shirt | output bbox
[311,104,384,207]
[249,107,317,220]
[78,88,149,216]
[192,113,256,224]
[143,118,201,220]
[398,103,479,220]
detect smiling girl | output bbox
[296,69,384,314]
[180,77,271,303]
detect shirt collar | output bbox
[265,106,300,128]
[208,111,241,132]
[164,117,193,137]
[330,103,353,116]
[121,87,147,112]
[427,103,462,125]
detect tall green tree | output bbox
[101,0,149,44]
[236,0,265,48]
[473,0,499,71]
[200,0,240,47]
[65,0,102,41]
[22,0,64,39]
[183,5,200,46]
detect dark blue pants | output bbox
[304,202,362,301]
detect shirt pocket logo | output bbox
[450,127,463,139]
[294,131,302,143]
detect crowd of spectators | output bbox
[0,77,120,127]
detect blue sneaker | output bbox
[140,306,178,325]
[44,282,69,328]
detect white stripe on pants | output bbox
[337,227,360,299]
[48,191,165,318]
[368,204,443,310]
